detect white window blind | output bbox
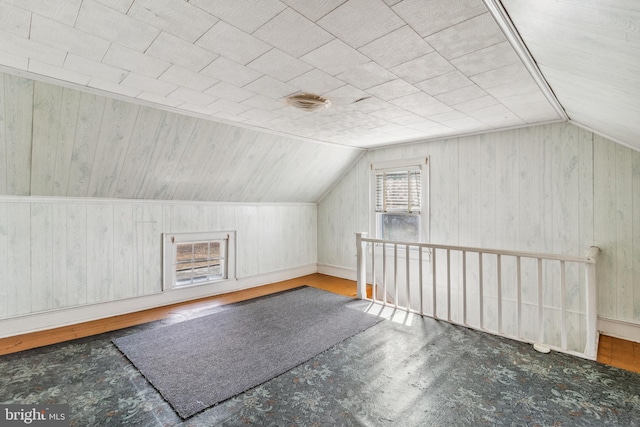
[375,168,421,213]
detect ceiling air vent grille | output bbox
[285,93,331,111]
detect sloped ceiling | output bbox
[0,0,566,149]
[501,0,640,151]
[0,0,638,203]
[0,73,362,202]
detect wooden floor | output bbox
[1,273,638,375]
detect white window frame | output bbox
[162,231,236,290]
[370,157,429,243]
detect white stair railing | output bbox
[356,232,600,360]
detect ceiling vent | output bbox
[285,93,331,112]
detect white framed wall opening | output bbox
[163,231,236,290]
[371,157,429,243]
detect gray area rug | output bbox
[112,286,381,419]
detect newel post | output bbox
[356,232,367,300]
[584,246,600,359]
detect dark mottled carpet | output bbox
[1,289,639,426]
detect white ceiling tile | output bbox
[159,65,218,91]
[435,84,488,105]
[383,0,402,6]
[470,63,531,90]
[243,75,298,99]
[210,98,252,115]
[102,44,171,78]
[425,110,467,123]
[366,79,419,101]
[88,77,142,97]
[509,100,560,123]
[300,39,369,76]
[484,79,540,99]
[94,0,133,13]
[205,82,255,102]
[128,0,217,43]
[0,2,31,37]
[28,60,91,86]
[253,8,334,58]
[369,105,412,120]
[248,49,313,81]
[407,119,452,132]
[499,90,547,108]
[146,32,218,72]
[243,94,287,111]
[358,25,434,68]
[197,21,271,65]
[466,103,511,119]
[64,54,129,83]
[188,0,286,33]
[323,84,369,106]
[387,112,425,125]
[478,112,526,128]
[450,42,520,77]
[390,91,454,116]
[136,91,184,108]
[390,52,455,84]
[317,0,404,48]
[440,116,488,131]
[168,87,218,106]
[241,108,282,124]
[451,95,499,114]
[282,0,347,21]
[76,0,159,52]
[0,50,28,69]
[179,102,217,116]
[415,71,474,96]
[3,0,82,26]
[287,69,345,95]
[0,29,66,67]
[392,0,486,37]
[121,72,177,96]
[350,96,390,113]
[426,13,505,60]
[30,14,110,62]
[200,57,263,86]
[336,62,396,90]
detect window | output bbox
[163,231,236,290]
[371,158,428,242]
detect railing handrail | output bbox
[360,234,598,265]
[356,232,601,360]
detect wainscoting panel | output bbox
[319,122,640,329]
[0,197,317,321]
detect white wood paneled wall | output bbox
[319,122,640,327]
[0,197,317,319]
[0,72,363,203]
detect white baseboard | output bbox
[598,316,640,343]
[317,264,356,281]
[0,264,317,339]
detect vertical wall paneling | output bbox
[30,203,54,313]
[319,122,640,331]
[633,150,640,322]
[113,204,135,300]
[52,203,67,308]
[66,203,88,307]
[31,83,63,195]
[67,92,106,197]
[0,203,7,318]
[87,99,140,198]
[7,203,31,316]
[114,107,164,199]
[86,204,114,304]
[616,143,633,321]
[52,89,81,196]
[3,75,33,195]
[594,136,617,318]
